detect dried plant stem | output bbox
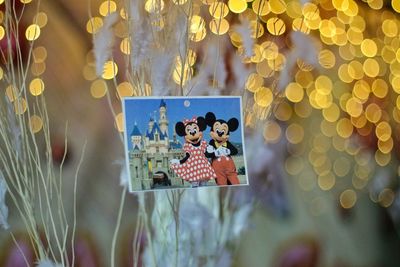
[139,196,158,267]
[132,212,144,267]
[111,187,127,267]
[71,141,87,267]
[0,1,84,265]
[167,190,184,267]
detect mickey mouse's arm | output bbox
[226,141,238,156]
[205,140,217,159]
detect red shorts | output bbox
[212,156,240,186]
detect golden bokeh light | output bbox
[90,79,108,98]
[269,0,286,14]
[375,121,391,142]
[29,115,43,134]
[102,60,118,80]
[285,83,304,103]
[285,156,304,175]
[371,79,388,98]
[318,172,335,191]
[392,0,400,13]
[266,17,286,36]
[361,39,377,57]
[254,87,273,107]
[115,112,124,132]
[34,12,48,28]
[13,98,27,115]
[0,26,4,40]
[263,120,281,143]
[6,85,18,102]
[209,2,229,18]
[33,46,47,63]
[336,118,353,138]
[252,0,270,16]
[145,0,165,13]
[340,189,357,209]
[245,73,264,92]
[379,188,395,207]
[190,15,206,34]
[25,24,41,41]
[117,82,134,98]
[120,38,131,55]
[29,78,45,96]
[99,1,117,16]
[285,123,304,144]
[209,18,230,35]
[318,49,336,69]
[228,0,247,13]
[322,103,340,122]
[86,17,103,34]
[173,63,193,86]
[365,103,381,123]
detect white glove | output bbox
[215,147,230,157]
[206,145,215,153]
[222,148,231,156]
[170,159,180,165]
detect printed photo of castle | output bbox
[123,97,247,192]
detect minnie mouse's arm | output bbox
[180,153,190,164]
[171,143,191,165]
[205,140,217,159]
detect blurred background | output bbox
[1,0,400,266]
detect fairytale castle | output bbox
[128,100,188,190]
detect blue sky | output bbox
[124,97,243,149]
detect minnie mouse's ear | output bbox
[227,118,239,132]
[175,122,186,136]
[197,117,207,131]
[205,112,216,127]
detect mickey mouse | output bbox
[205,112,240,185]
[170,116,216,187]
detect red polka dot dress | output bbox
[171,140,216,182]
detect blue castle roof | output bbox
[160,99,166,108]
[130,124,141,136]
[146,122,167,140]
[170,141,182,149]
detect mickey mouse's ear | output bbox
[227,118,239,132]
[197,117,207,131]
[205,112,216,127]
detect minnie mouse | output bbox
[170,116,216,187]
[205,112,240,185]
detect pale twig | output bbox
[139,195,158,267]
[111,187,127,267]
[10,233,30,267]
[71,141,87,267]
[133,213,144,267]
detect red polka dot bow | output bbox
[183,117,197,125]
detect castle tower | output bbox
[173,128,177,143]
[130,122,142,150]
[158,99,169,137]
[148,115,154,133]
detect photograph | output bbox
[123,96,248,192]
